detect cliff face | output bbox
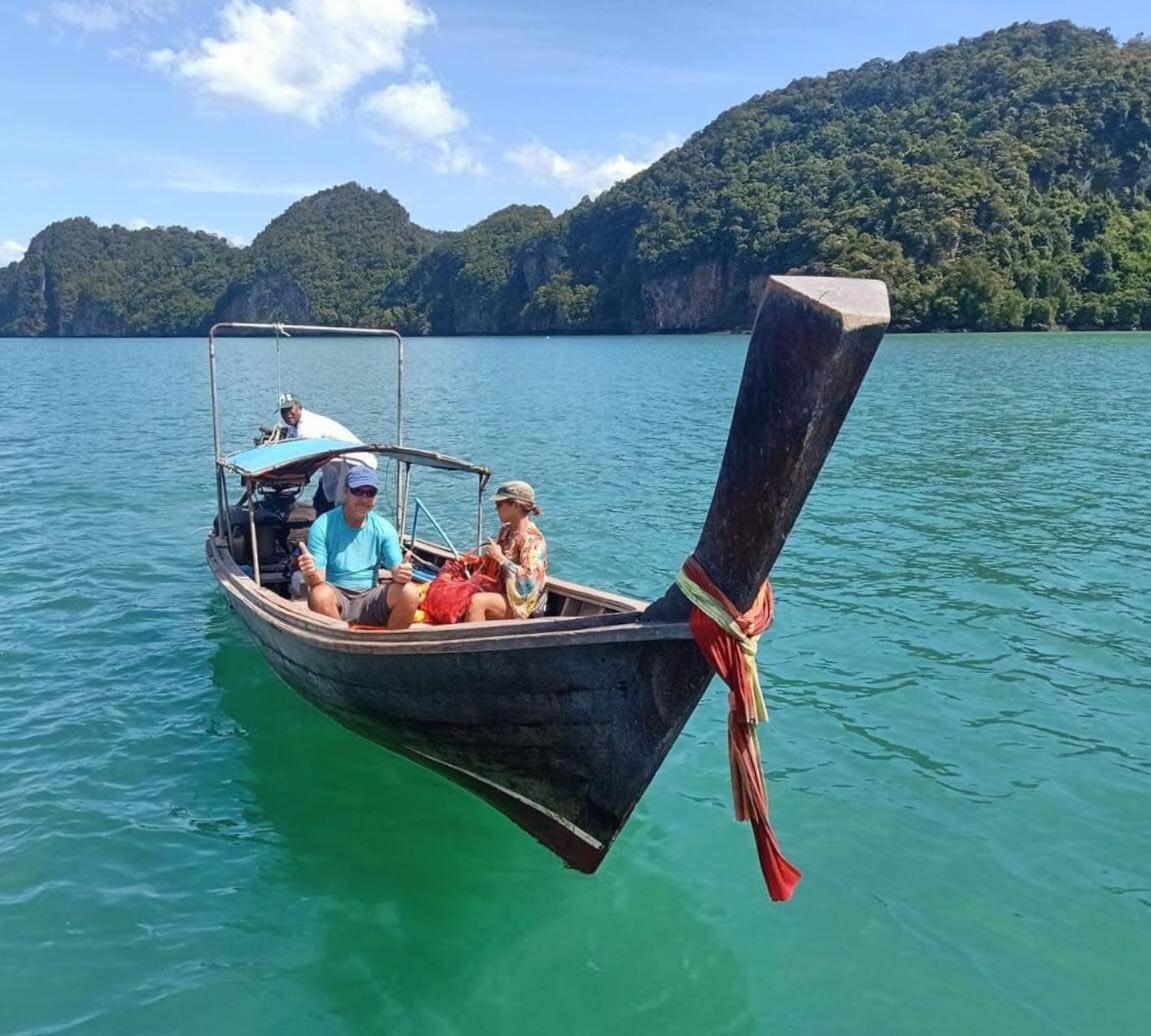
[1,253,48,335]
[438,236,567,334]
[3,238,131,336]
[403,204,564,335]
[68,293,133,336]
[636,259,770,332]
[211,272,318,326]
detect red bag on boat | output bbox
[422,553,501,625]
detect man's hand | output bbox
[392,549,415,585]
[298,541,322,587]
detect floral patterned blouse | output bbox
[495,520,548,618]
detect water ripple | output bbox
[2,332,1150,1033]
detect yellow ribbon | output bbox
[675,566,769,724]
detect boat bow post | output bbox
[648,275,890,620]
[639,275,889,897]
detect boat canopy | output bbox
[224,437,491,481]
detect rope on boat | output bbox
[675,555,802,902]
[273,322,290,401]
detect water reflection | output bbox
[205,603,757,1034]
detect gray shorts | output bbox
[332,584,393,626]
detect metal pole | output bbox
[208,329,227,539]
[409,499,420,550]
[208,328,223,462]
[221,471,236,558]
[395,332,405,527]
[247,485,261,588]
[476,476,484,551]
[411,497,460,558]
[398,461,412,534]
[395,460,403,530]
[396,333,404,447]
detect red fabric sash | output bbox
[682,555,802,901]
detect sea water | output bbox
[1,332,1148,1033]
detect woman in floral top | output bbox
[465,480,549,621]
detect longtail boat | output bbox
[205,276,890,887]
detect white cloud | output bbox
[128,217,155,229]
[362,80,466,142]
[505,133,681,197]
[427,140,484,176]
[361,79,484,175]
[1,240,27,265]
[202,228,250,246]
[47,0,174,33]
[151,0,435,125]
[505,143,644,196]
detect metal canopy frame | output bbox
[208,321,491,585]
[208,321,406,527]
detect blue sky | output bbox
[1,0,1146,264]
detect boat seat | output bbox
[559,598,607,618]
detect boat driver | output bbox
[297,466,420,630]
[279,392,376,516]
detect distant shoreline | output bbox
[4,327,1151,342]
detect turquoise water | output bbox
[2,331,1149,1034]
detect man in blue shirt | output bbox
[297,465,420,629]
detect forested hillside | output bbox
[214,184,441,327]
[2,21,1149,336]
[570,19,1151,331]
[0,219,236,335]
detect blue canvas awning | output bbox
[222,438,491,479]
[223,437,362,477]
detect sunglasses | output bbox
[348,486,378,498]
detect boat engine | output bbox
[215,487,315,570]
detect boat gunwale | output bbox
[206,536,693,655]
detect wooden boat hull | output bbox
[209,538,713,872]
[207,275,891,876]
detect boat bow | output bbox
[647,275,890,621]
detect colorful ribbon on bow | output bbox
[675,555,802,901]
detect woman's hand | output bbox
[485,538,508,565]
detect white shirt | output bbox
[288,407,377,502]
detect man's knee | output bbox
[308,583,340,616]
[389,581,420,608]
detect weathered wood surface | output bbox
[646,275,890,621]
[209,537,705,872]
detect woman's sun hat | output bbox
[494,480,541,515]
